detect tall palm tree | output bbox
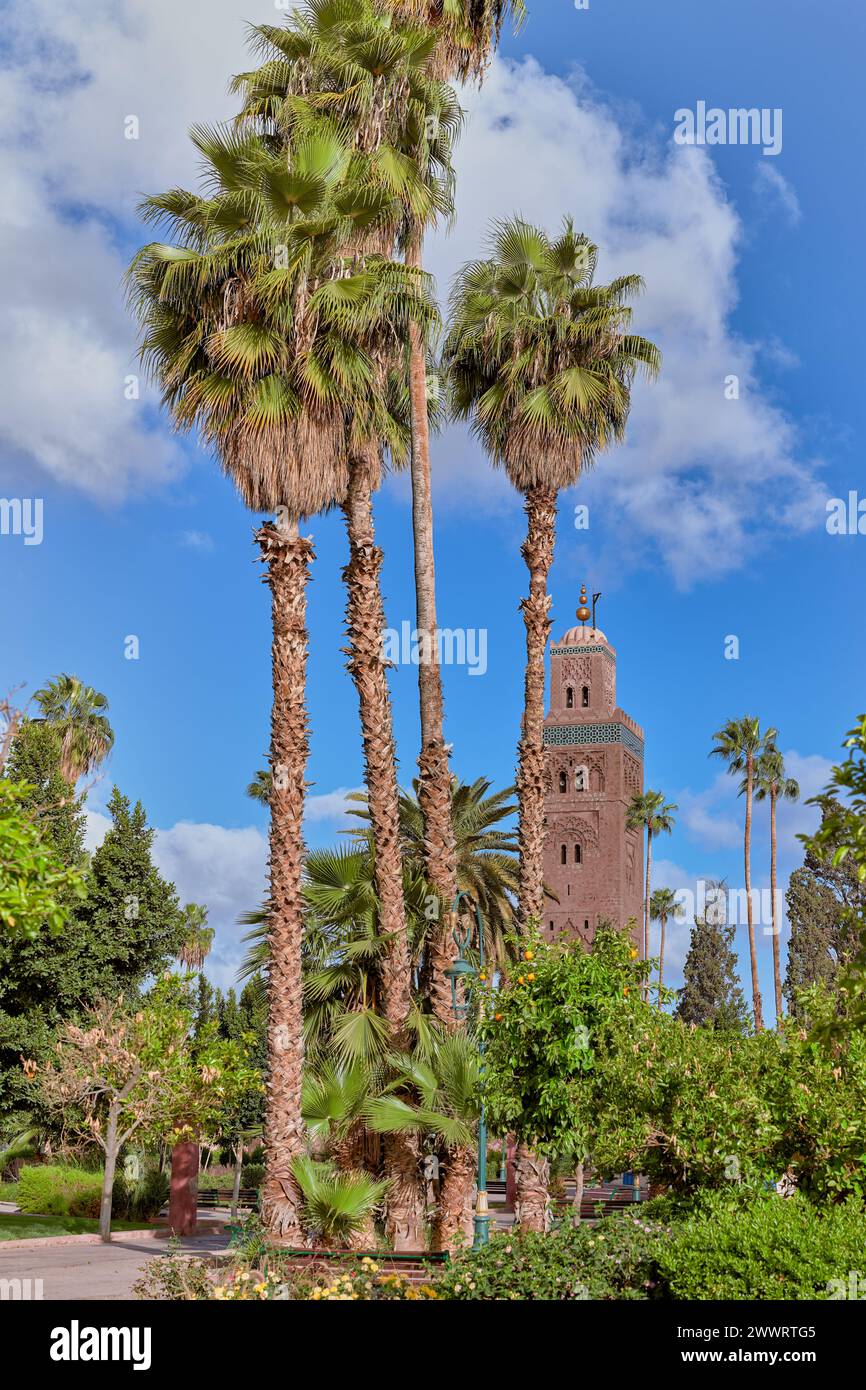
[447,220,660,929]
[177,903,215,971]
[232,0,464,1027]
[749,746,799,1028]
[128,117,429,1243]
[710,717,777,1032]
[626,790,677,984]
[383,1,527,972]
[33,674,114,785]
[649,885,678,1006]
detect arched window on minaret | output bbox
[560,844,567,865]
[581,685,590,708]
[566,687,574,709]
[574,844,582,864]
[558,770,568,793]
[575,768,586,792]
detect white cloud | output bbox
[180,530,215,552]
[305,786,365,825]
[753,164,802,227]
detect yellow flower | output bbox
[518,975,525,985]
[524,950,534,961]
[527,973,535,982]
[629,948,638,960]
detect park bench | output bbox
[197,1187,259,1211]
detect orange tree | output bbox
[477,924,646,1159]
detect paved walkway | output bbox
[0,1229,230,1300]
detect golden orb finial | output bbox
[576,584,591,624]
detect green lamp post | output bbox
[445,893,492,1250]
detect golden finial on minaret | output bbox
[576,584,591,624]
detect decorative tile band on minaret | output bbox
[541,585,645,948]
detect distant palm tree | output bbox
[446,219,660,933]
[626,791,677,984]
[33,674,114,785]
[649,886,679,1005]
[749,747,799,1027]
[710,717,777,1032]
[177,903,215,972]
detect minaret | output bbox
[541,586,644,947]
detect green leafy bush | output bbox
[112,1163,168,1222]
[241,1162,265,1190]
[16,1164,102,1218]
[657,1191,866,1300]
[436,1214,669,1301]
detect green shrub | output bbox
[16,1164,103,1218]
[658,1191,866,1300]
[241,1163,265,1190]
[112,1163,168,1223]
[436,1213,669,1301]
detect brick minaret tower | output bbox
[542,586,644,948]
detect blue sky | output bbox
[1,0,863,998]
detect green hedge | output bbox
[16,1165,103,1219]
[657,1191,866,1300]
[436,1215,669,1300]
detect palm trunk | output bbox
[770,788,782,1027]
[342,456,425,1252]
[643,830,653,1002]
[516,485,557,925]
[406,231,459,1027]
[514,1143,549,1233]
[258,521,312,1244]
[435,1145,475,1252]
[657,911,666,1005]
[744,759,764,1031]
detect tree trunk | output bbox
[435,1145,475,1252]
[516,486,557,925]
[658,911,666,1005]
[744,759,764,1031]
[168,1140,199,1237]
[406,231,459,1027]
[573,1160,585,1224]
[770,788,783,1027]
[98,1103,119,1243]
[342,455,425,1252]
[514,1143,549,1233]
[342,453,413,1028]
[384,1128,425,1253]
[257,522,312,1244]
[230,1138,244,1224]
[505,1135,517,1211]
[643,829,653,1001]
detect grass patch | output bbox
[0,1212,149,1241]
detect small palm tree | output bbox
[366,1032,479,1250]
[626,791,677,985]
[649,886,679,1005]
[710,717,777,1031]
[446,219,660,926]
[33,674,114,785]
[290,1154,389,1248]
[177,903,215,971]
[750,747,799,1027]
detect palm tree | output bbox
[710,717,777,1032]
[177,903,215,971]
[649,886,679,1005]
[232,1,465,1028]
[348,776,519,968]
[626,791,678,985]
[33,674,114,785]
[128,115,429,1243]
[749,746,799,1027]
[445,220,659,927]
[366,1031,479,1250]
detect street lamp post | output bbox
[445,894,492,1251]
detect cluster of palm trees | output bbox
[711,716,799,1030]
[127,0,659,1247]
